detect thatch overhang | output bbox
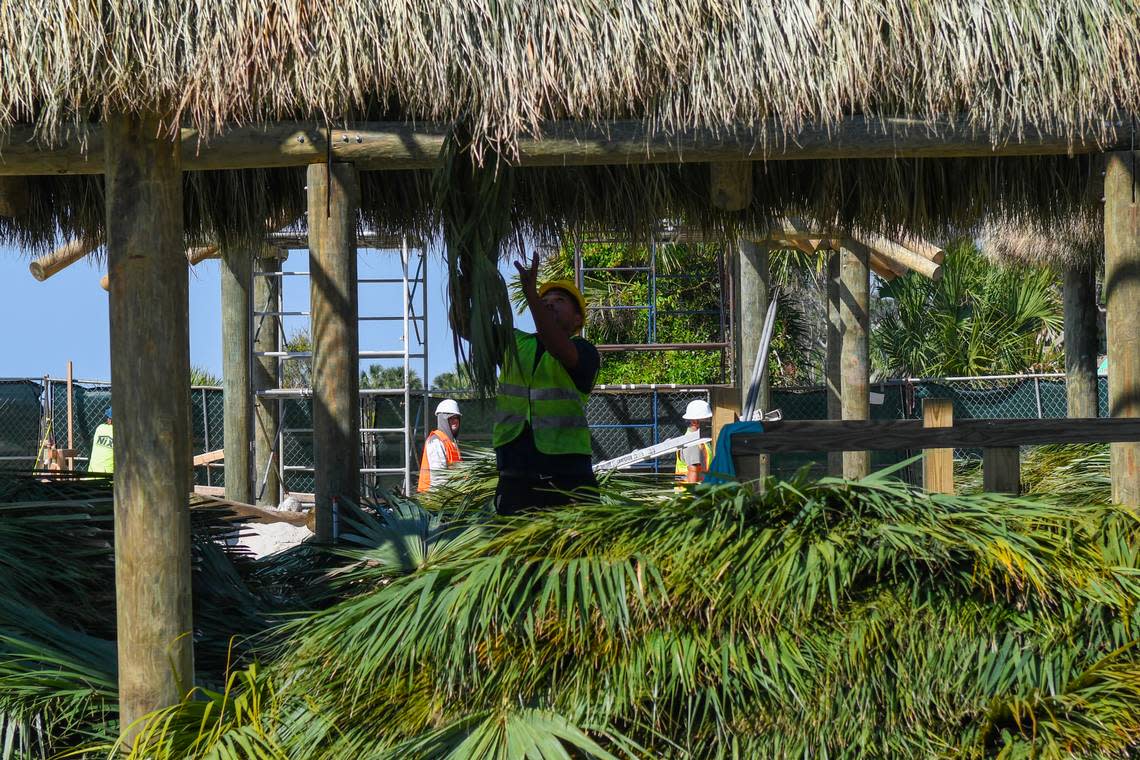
[0,1,1136,254]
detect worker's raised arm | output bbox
[514,253,581,370]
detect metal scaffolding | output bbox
[251,234,430,501]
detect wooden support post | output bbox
[308,163,361,541]
[1064,264,1099,419]
[840,245,870,478]
[708,386,740,454]
[983,447,1020,494]
[922,399,954,494]
[1106,150,1140,506]
[735,239,770,479]
[105,111,193,737]
[709,161,753,211]
[825,251,843,476]
[253,252,282,507]
[220,246,253,504]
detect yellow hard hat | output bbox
[538,280,588,317]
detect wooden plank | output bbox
[923,399,955,494]
[708,386,739,454]
[220,245,252,503]
[840,245,870,478]
[1105,150,1140,507]
[308,162,361,542]
[190,489,309,526]
[192,448,225,466]
[0,116,1128,176]
[730,417,1140,454]
[105,110,193,740]
[983,447,1020,494]
[1063,265,1099,419]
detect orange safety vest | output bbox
[417,430,462,493]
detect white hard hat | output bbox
[435,399,462,416]
[682,399,713,420]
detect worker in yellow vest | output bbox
[417,399,462,493]
[493,254,599,515]
[88,407,114,474]
[675,399,713,489]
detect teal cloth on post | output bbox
[703,421,764,484]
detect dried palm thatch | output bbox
[2,1,1137,149]
[976,209,1103,270]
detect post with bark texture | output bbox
[825,250,843,476]
[983,447,1020,494]
[735,239,770,479]
[839,245,870,478]
[253,252,282,507]
[308,163,361,541]
[1105,150,1140,507]
[220,246,253,504]
[1064,264,1099,419]
[922,399,954,494]
[105,112,193,738]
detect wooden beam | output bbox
[983,447,1020,494]
[866,251,900,281]
[308,162,361,542]
[730,417,1140,454]
[902,237,946,265]
[825,251,843,476]
[253,252,282,507]
[850,233,942,280]
[840,244,870,478]
[105,110,193,739]
[1063,265,1099,419]
[1105,150,1140,507]
[708,386,739,455]
[29,238,100,281]
[0,116,1127,176]
[709,161,752,211]
[220,245,253,504]
[187,245,220,264]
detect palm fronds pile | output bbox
[125,471,1140,758]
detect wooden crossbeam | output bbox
[731,417,1140,455]
[0,116,1126,176]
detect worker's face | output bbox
[541,289,584,336]
[688,419,702,431]
[448,415,461,435]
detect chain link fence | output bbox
[0,373,1112,497]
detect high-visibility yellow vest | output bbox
[89,423,114,474]
[492,330,592,456]
[674,442,712,489]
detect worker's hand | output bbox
[514,252,540,296]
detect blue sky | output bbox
[0,242,534,384]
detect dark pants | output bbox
[494,472,599,516]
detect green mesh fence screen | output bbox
[17,374,1114,493]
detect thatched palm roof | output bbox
[3,1,1137,145]
[0,2,1136,250]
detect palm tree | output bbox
[872,241,1063,378]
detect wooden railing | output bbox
[730,403,1140,494]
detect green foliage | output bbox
[873,242,1063,378]
[540,241,727,385]
[124,472,1140,759]
[190,366,222,387]
[360,365,423,390]
[431,366,473,392]
[282,328,312,389]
